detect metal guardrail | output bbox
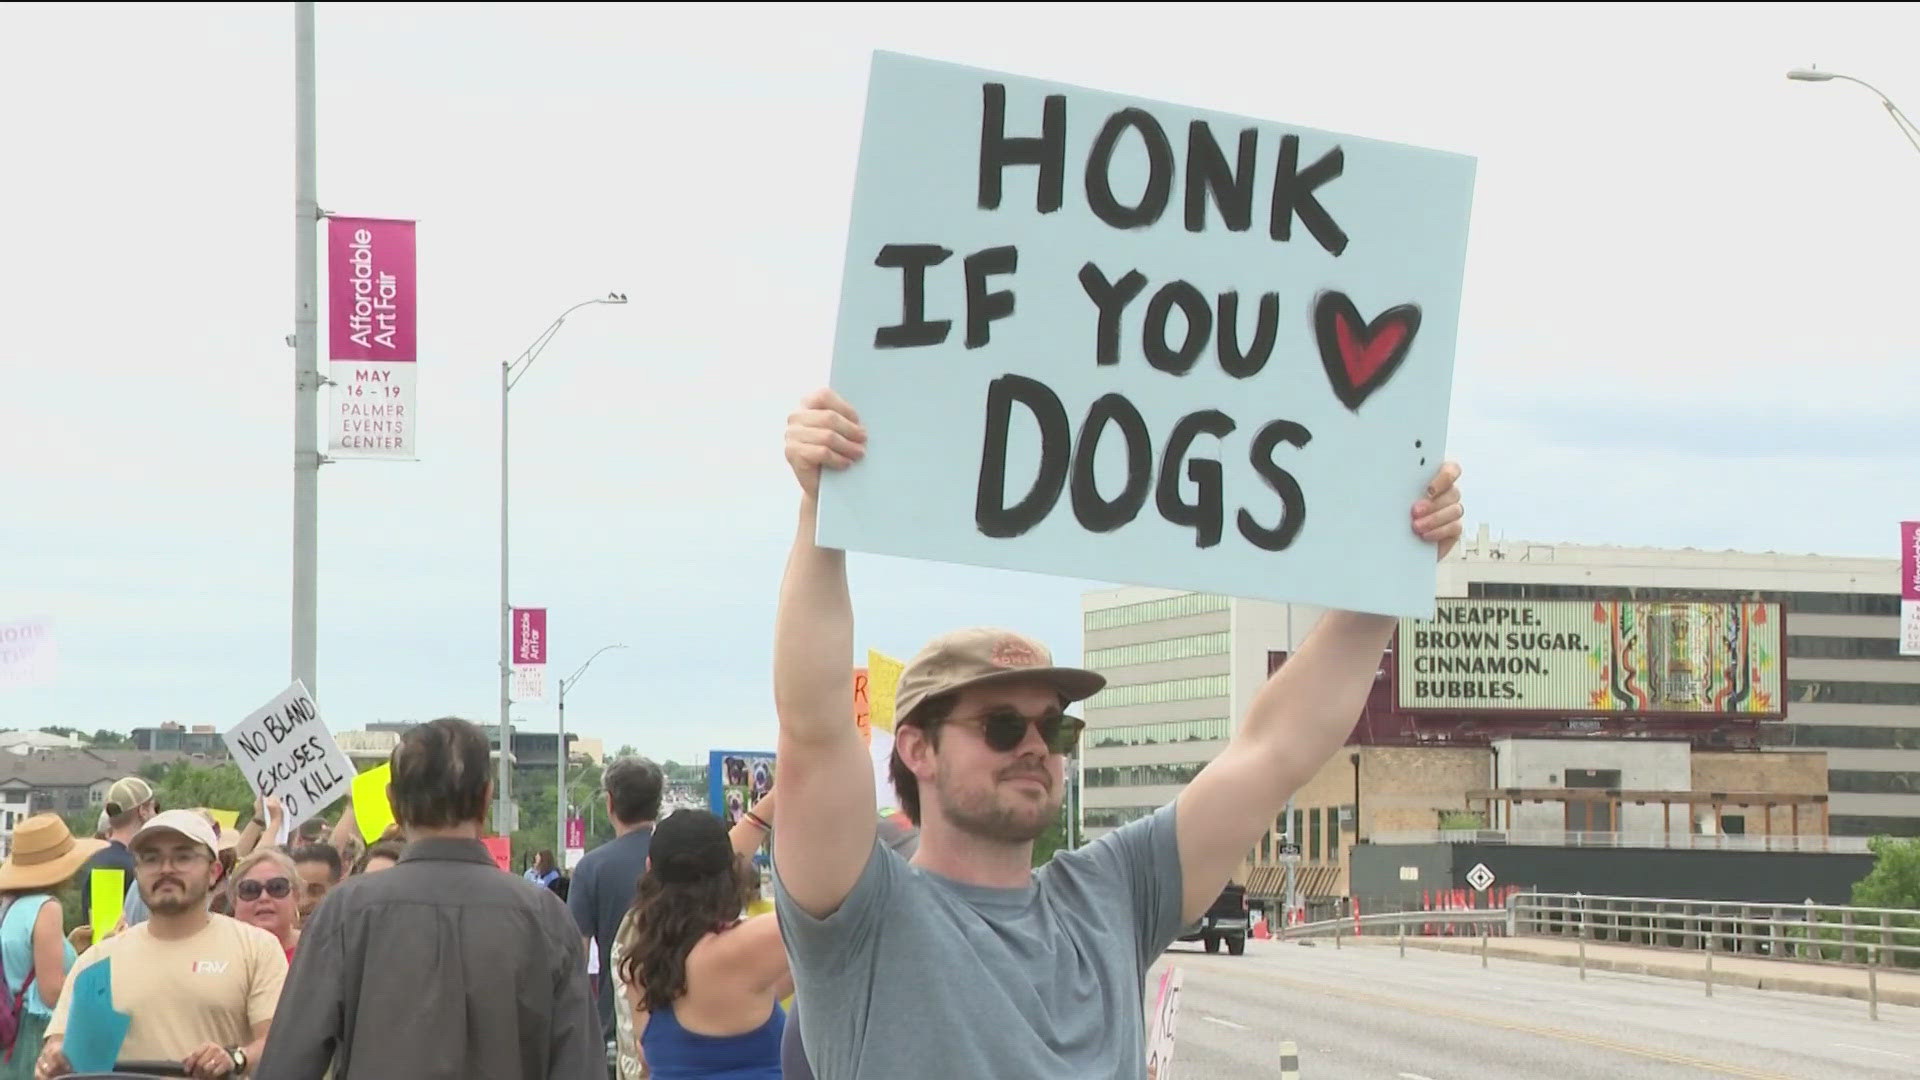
[1511,891,1920,970]
[1368,829,1872,855]
[1283,908,1507,942]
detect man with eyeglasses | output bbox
[37,810,287,1080]
[770,389,1464,1079]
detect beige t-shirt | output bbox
[48,914,287,1062]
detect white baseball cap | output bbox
[130,809,220,858]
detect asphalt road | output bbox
[1151,936,1920,1080]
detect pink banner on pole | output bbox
[1903,522,1919,601]
[512,608,547,666]
[565,817,585,850]
[328,216,417,362]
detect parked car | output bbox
[1177,882,1250,955]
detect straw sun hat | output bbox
[0,814,107,892]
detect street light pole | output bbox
[291,2,322,698]
[497,294,628,836]
[556,644,626,859]
[1787,68,1920,156]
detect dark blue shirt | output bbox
[567,826,652,1041]
[76,840,136,925]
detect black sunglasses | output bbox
[948,709,1085,755]
[236,877,293,901]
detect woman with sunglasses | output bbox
[227,848,302,964]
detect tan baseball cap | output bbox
[104,776,155,817]
[130,809,220,859]
[892,627,1105,725]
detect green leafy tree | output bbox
[89,729,132,749]
[151,760,255,818]
[1853,836,1920,909]
[1030,796,1074,867]
[62,808,102,840]
[1852,836,1920,968]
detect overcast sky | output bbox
[4,2,1915,766]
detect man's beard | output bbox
[934,758,1061,844]
[143,876,208,915]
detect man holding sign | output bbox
[773,385,1461,1077]
[774,51,1469,1080]
[38,811,286,1080]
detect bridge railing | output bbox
[1281,907,1507,942]
[1510,891,1920,969]
[1367,829,1872,854]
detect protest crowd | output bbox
[0,394,1463,1079]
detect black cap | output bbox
[649,810,734,884]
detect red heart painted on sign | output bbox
[1313,292,1422,411]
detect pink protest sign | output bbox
[512,608,547,665]
[328,217,417,362]
[1903,521,1919,602]
[482,836,512,872]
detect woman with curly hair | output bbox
[618,798,785,1080]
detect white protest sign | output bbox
[0,617,58,689]
[818,52,1477,618]
[224,681,356,830]
[1145,965,1184,1080]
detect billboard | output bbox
[1396,599,1782,717]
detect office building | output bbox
[1080,526,1916,859]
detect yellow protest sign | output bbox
[204,808,239,833]
[867,649,904,732]
[89,868,124,946]
[352,764,396,843]
[853,668,871,747]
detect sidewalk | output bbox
[1346,932,1920,1008]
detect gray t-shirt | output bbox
[774,803,1183,1080]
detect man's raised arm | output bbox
[772,388,878,919]
[1173,463,1464,923]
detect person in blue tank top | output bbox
[0,814,103,1080]
[617,806,787,1080]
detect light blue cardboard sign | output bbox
[817,52,1477,618]
[64,957,132,1073]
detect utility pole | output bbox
[497,357,512,836]
[1282,604,1298,924]
[555,644,625,858]
[291,2,321,697]
[1284,798,1298,925]
[495,297,626,837]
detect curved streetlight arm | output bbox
[506,293,629,390]
[1791,70,1920,157]
[564,643,628,692]
[1878,99,1920,157]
